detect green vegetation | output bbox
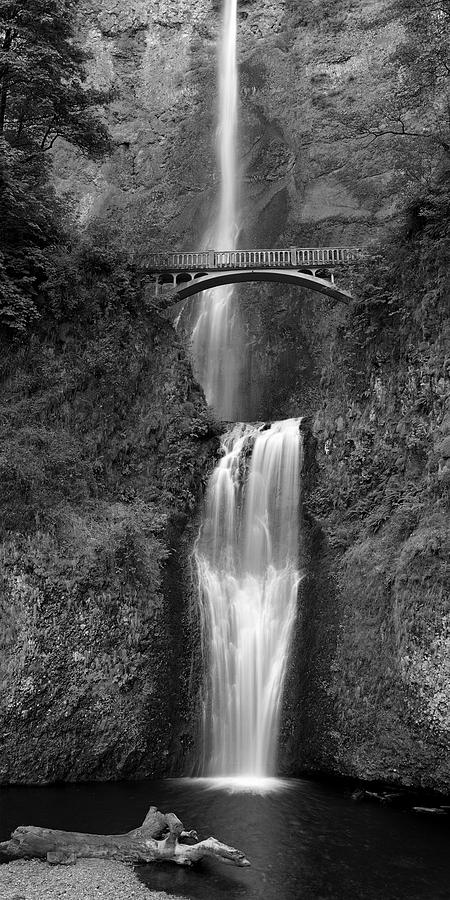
[304,174,449,788]
[335,0,449,188]
[313,176,449,525]
[0,0,447,788]
[0,0,110,337]
[0,299,213,782]
[0,1,215,784]
[281,0,449,784]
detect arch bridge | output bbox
[147,246,362,305]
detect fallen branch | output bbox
[0,805,250,869]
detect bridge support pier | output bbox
[154,276,161,298]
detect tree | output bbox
[332,0,449,194]
[0,0,111,338]
[0,0,110,153]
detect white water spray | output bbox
[188,2,303,785]
[195,420,303,777]
[191,0,241,419]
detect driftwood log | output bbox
[0,806,250,868]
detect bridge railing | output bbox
[147,247,362,271]
[147,251,212,269]
[216,249,295,267]
[294,247,361,266]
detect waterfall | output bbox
[190,0,241,420]
[195,420,303,778]
[186,2,303,785]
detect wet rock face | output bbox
[278,319,450,793]
[56,0,404,252]
[54,0,406,424]
[43,0,449,793]
[54,0,219,249]
[0,309,217,783]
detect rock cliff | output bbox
[0,293,217,782]
[1,0,447,791]
[56,0,406,248]
[280,218,449,792]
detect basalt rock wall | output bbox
[42,0,449,792]
[56,0,408,428]
[280,233,449,792]
[0,305,218,783]
[58,0,404,241]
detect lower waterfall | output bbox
[195,419,303,779]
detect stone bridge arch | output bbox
[147,246,362,306]
[156,269,353,306]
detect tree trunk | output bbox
[0,27,14,134]
[0,806,250,869]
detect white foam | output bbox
[195,420,303,777]
[178,776,294,795]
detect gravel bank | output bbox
[0,859,183,900]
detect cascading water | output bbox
[188,2,303,785]
[190,0,241,420]
[195,420,303,778]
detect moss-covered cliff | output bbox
[1,0,447,792]
[0,264,216,782]
[280,191,449,792]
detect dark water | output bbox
[1,778,449,899]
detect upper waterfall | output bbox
[190,0,241,420]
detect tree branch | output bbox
[0,806,251,870]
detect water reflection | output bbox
[1,778,448,900]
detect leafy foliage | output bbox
[0,0,111,338]
[310,170,449,535]
[305,166,449,783]
[0,0,111,151]
[339,0,449,150]
[342,178,449,374]
[0,292,213,780]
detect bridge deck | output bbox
[147,247,362,272]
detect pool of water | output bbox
[1,778,448,899]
